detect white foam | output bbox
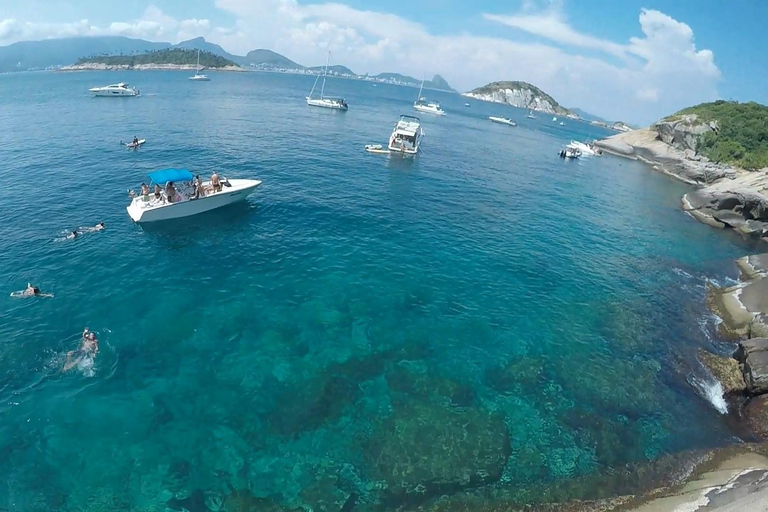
[671,489,710,512]
[689,375,728,414]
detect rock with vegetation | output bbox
[362,400,509,505]
[698,349,746,394]
[72,48,241,69]
[652,114,718,152]
[462,81,572,116]
[735,338,768,395]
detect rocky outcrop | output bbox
[462,81,571,116]
[699,349,746,394]
[652,114,718,152]
[363,400,509,506]
[735,339,768,396]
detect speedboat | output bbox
[89,83,139,97]
[126,168,261,223]
[413,79,445,116]
[388,115,424,156]
[306,51,348,110]
[489,116,517,126]
[525,110,536,119]
[189,50,211,81]
[567,140,602,156]
[559,147,581,159]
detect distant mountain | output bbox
[0,36,168,73]
[370,73,456,92]
[463,81,572,116]
[242,49,303,69]
[307,64,356,76]
[569,107,605,123]
[173,37,240,62]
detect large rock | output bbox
[652,114,717,152]
[363,401,509,504]
[745,395,768,440]
[698,349,746,394]
[735,338,768,395]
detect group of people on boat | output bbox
[133,171,223,204]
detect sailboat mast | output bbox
[320,51,330,99]
[417,79,424,101]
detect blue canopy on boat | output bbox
[148,168,194,184]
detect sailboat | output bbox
[188,50,210,81]
[306,51,348,110]
[526,110,536,119]
[413,79,445,116]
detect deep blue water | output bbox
[0,70,758,511]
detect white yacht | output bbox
[388,115,424,156]
[126,168,261,223]
[489,116,517,126]
[567,140,602,156]
[306,51,348,110]
[188,50,211,81]
[413,80,445,116]
[89,83,139,97]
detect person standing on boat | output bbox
[165,181,177,203]
[193,175,204,199]
[211,171,221,193]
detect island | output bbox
[462,81,575,116]
[60,48,244,71]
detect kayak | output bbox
[125,139,146,148]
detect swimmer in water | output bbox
[83,222,105,232]
[17,283,53,298]
[66,230,78,239]
[62,328,99,372]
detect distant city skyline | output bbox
[1,0,766,124]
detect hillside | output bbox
[174,37,241,63]
[662,100,768,170]
[75,48,239,68]
[307,64,356,76]
[463,81,572,116]
[0,36,169,73]
[371,73,456,92]
[243,49,303,69]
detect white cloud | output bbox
[0,2,721,124]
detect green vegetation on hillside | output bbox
[672,100,768,170]
[76,48,238,68]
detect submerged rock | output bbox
[363,401,509,506]
[698,349,746,394]
[735,338,768,395]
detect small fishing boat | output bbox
[489,116,517,126]
[89,82,139,97]
[125,139,146,148]
[126,168,261,223]
[413,79,445,116]
[188,50,211,81]
[388,115,424,156]
[306,51,348,110]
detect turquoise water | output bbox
[0,71,758,511]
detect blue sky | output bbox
[1,0,766,123]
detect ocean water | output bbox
[0,70,759,511]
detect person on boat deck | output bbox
[22,283,53,298]
[211,171,221,193]
[165,181,177,203]
[132,136,139,146]
[140,183,150,198]
[154,184,163,202]
[63,328,99,372]
[193,175,204,199]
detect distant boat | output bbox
[553,116,557,121]
[125,138,146,148]
[306,51,348,110]
[464,102,470,107]
[559,121,565,126]
[489,116,517,126]
[413,79,446,116]
[189,50,210,81]
[89,82,139,97]
[526,110,536,119]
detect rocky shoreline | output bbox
[59,63,245,72]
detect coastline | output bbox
[58,63,246,72]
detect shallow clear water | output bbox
[0,70,758,511]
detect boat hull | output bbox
[127,179,261,223]
[90,89,139,97]
[306,98,348,110]
[413,104,445,116]
[489,117,516,126]
[189,75,211,81]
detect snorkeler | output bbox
[14,283,53,298]
[62,328,99,372]
[84,222,105,232]
[66,230,78,239]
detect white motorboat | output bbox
[126,168,261,223]
[567,140,602,156]
[464,102,471,107]
[559,147,581,159]
[125,139,146,148]
[189,50,211,81]
[525,110,536,119]
[89,82,139,97]
[388,115,424,156]
[413,79,445,116]
[306,51,348,110]
[489,116,517,126]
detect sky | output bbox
[1,0,766,124]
